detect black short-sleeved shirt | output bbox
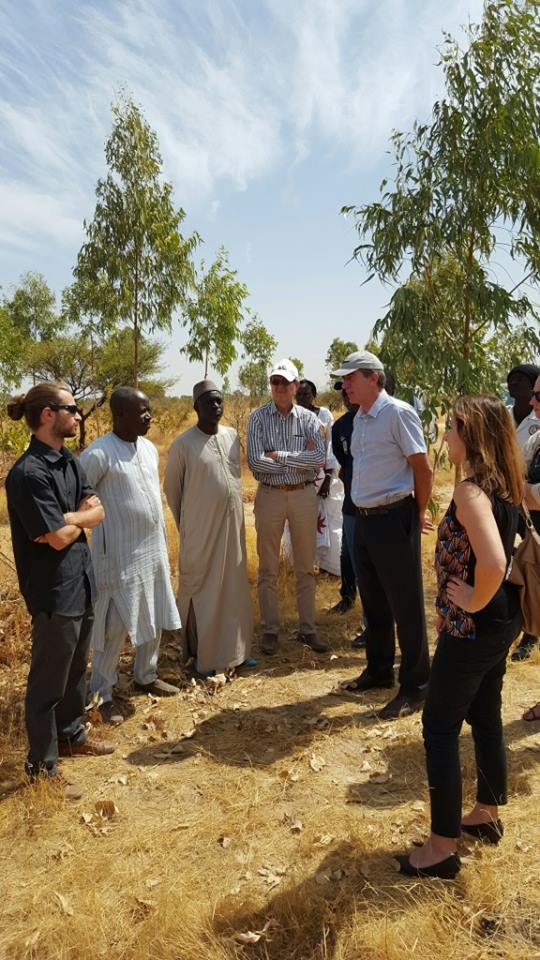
[331,411,356,516]
[6,436,96,617]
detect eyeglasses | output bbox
[532,391,540,402]
[270,377,289,386]
[49,403,78,414]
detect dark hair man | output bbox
[332,351,433,720]
[6,382,114,799]
[164,381,254,675]
[80,387,180,724]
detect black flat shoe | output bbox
[461,819,503,844]
[395,853,461,879]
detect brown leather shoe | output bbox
[261,633,278,655]
[31,773,83,800]
[134,678,179,696]
[296,633,329,654]
[59,736,116,757]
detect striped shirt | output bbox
[247,401,326,486]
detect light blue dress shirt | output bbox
[350,390,426,508]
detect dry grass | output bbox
[1,430,540,960]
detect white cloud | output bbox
[0,0,485,254]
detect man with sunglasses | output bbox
[6,382,115,799]
[247,359,327,655]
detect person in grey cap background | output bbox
[333,350,433,720]
[247,358,327,655]
[164,380,254,676]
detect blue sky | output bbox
[0,0,485,393]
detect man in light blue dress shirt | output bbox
[332,351,433,720]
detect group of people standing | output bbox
[4,349,539,880]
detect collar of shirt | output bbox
[358,389,391,420]
[29,435,73,464]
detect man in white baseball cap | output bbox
[247,358,327,656]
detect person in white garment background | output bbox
[164,381,255,677]
[295,379,343,575]
[80,387,181,724]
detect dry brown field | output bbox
[1,415,539,960]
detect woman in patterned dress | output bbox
[397,396,523,879]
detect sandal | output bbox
[522,701,540,722]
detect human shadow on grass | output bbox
[343,712,540,813]
[211,839,464,960]
[127,688,381,770]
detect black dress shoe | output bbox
[351,630,369,649]
[395,852,461,879]
[343,669,394,693]
[461,819,503,844]
[329,598,354,615]
[511,633,539,661]
[378,689,425,721]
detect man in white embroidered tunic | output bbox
[164,381,254,676]
[80,388,181,724]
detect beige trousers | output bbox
[254,482,318,636]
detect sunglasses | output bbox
[270,377,290,386]
[532,392,540,402]
[49,403,79,414]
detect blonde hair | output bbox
[7,382,70,432]
[453,395,524,505]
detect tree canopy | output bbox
[343,0,540,421]
[74,93,198,386]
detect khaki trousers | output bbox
[254,482,318,636]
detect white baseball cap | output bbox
[269,358,299,382]
[331,350,384,377]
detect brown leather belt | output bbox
[356,494,413,516]
[261,481,312,492]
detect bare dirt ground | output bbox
[0,451,539,960]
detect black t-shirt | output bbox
[6,436,96,617]
[331,410,356,515]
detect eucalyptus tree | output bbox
[238,316,278,405]
[74,93,198,386]
[325,338,359,381]
[343,0,540,422]
[180,247,250,378]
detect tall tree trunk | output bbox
[133,261,140,388]
[133,315,139,389]
[204,346,209,379]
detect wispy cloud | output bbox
[0,0,484,259]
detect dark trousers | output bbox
[423,614,521,838]
[354,497,429,692]
[25,607,94,776]
[340,513,357,602]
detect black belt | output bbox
[356,494,413,516]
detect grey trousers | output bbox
[254,483,318,636]
[25,607,94,776]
